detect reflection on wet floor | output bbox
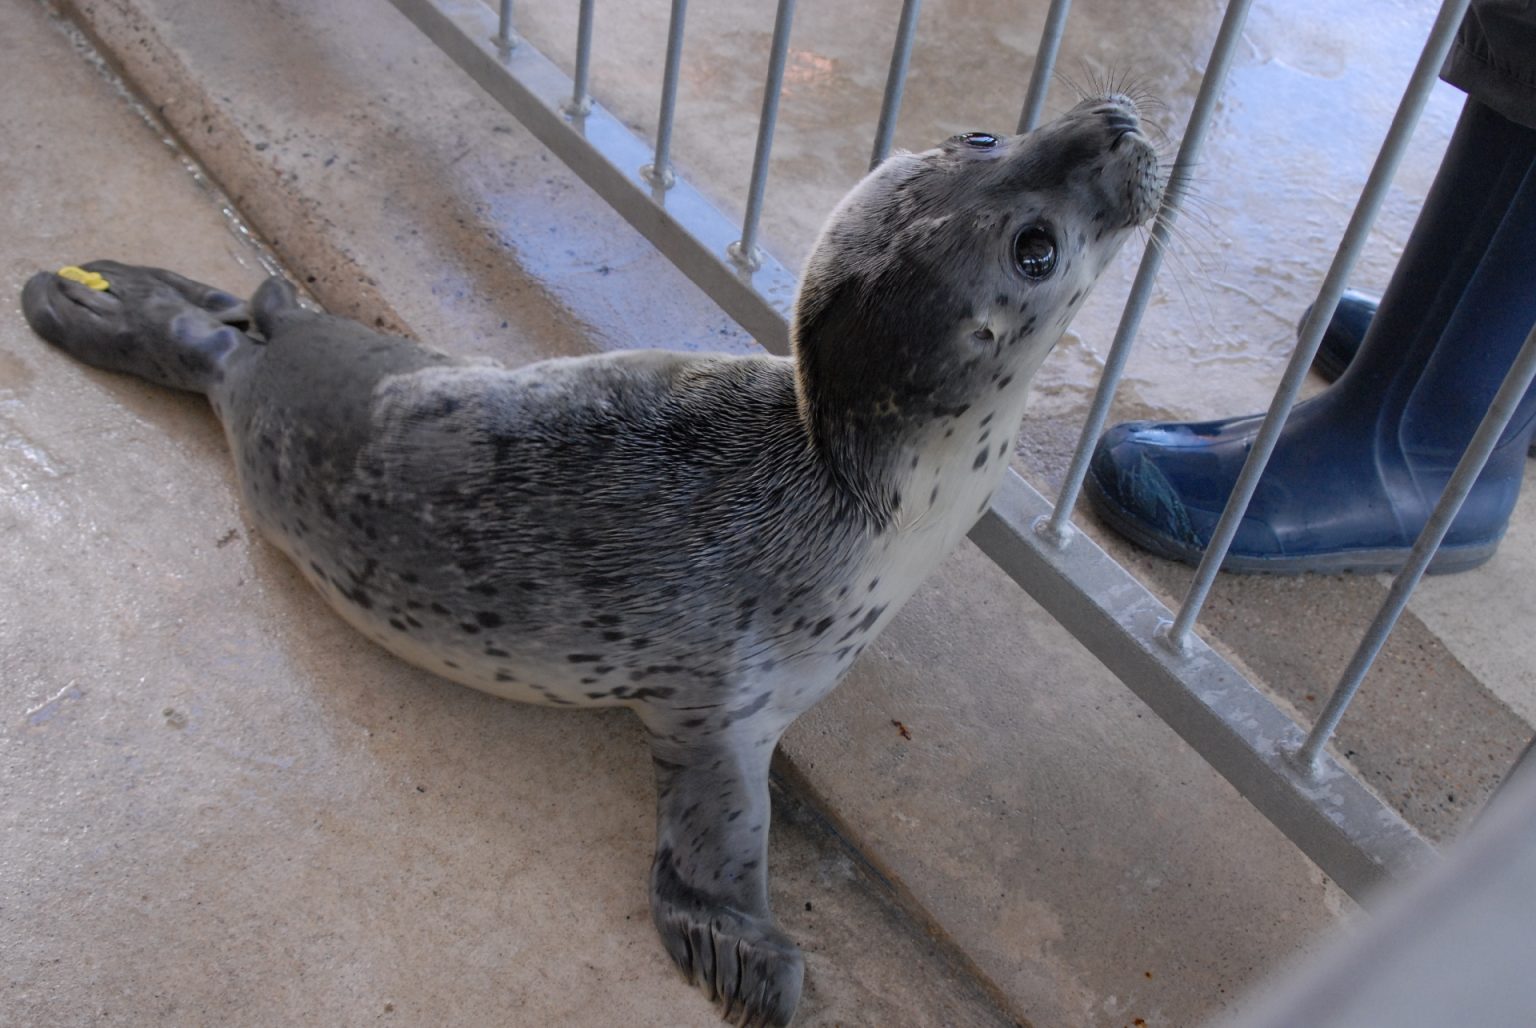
[499,0,1459,424]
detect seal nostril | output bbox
[1101,110,1138,134]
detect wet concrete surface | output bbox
[9,0,1534,1025]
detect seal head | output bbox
[794,94,1161,516]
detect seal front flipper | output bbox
[647,731,803,1027]
[22,260,252,394]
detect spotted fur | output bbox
[21,94,1162,1027]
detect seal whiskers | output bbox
[22,93,1162,1026]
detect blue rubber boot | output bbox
[1307,290,1379,382]
[1086,98,1536,574]
[1306,292,1536,455]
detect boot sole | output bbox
[1083,471,1502,576]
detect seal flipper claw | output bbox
[22,261,253,394]
[654,899,803,1028]
[649,738,803,1026]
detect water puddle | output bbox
[25,681,85,727]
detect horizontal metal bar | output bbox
[972,470,1435,900]
[384,0,798,354]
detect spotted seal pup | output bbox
[22,92,1161,1026]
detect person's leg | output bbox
[1296,291,1375,382]
[1086,98,1536,573]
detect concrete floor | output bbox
[3,0,1530,1026]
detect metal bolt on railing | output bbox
[563,0,597,117]
[643,0,689,188]
[493,0,517,56]
[730,0,797,272]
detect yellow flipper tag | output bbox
[57,265,110,291]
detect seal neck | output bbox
[791,277,998,526]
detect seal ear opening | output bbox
[252,275,301,339]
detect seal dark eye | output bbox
[1014,226,1057,279]
[960,132,998,149]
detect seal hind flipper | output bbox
[21,260,251,394]
[251,274,301,339]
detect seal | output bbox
[22,92,1161,1027]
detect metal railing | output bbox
[383,0,1534,900]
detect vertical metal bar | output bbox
[868,0,922,170]
[1295,321,1536,771]
[1016,0,1072,134]
[1164,0,1472,651]
[1042,0,1256,545]
[729,0,797,271]
[644,0,688,186]
[494,0,514,55]
[567,0,596,115]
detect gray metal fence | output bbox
[383,0,1536,901]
